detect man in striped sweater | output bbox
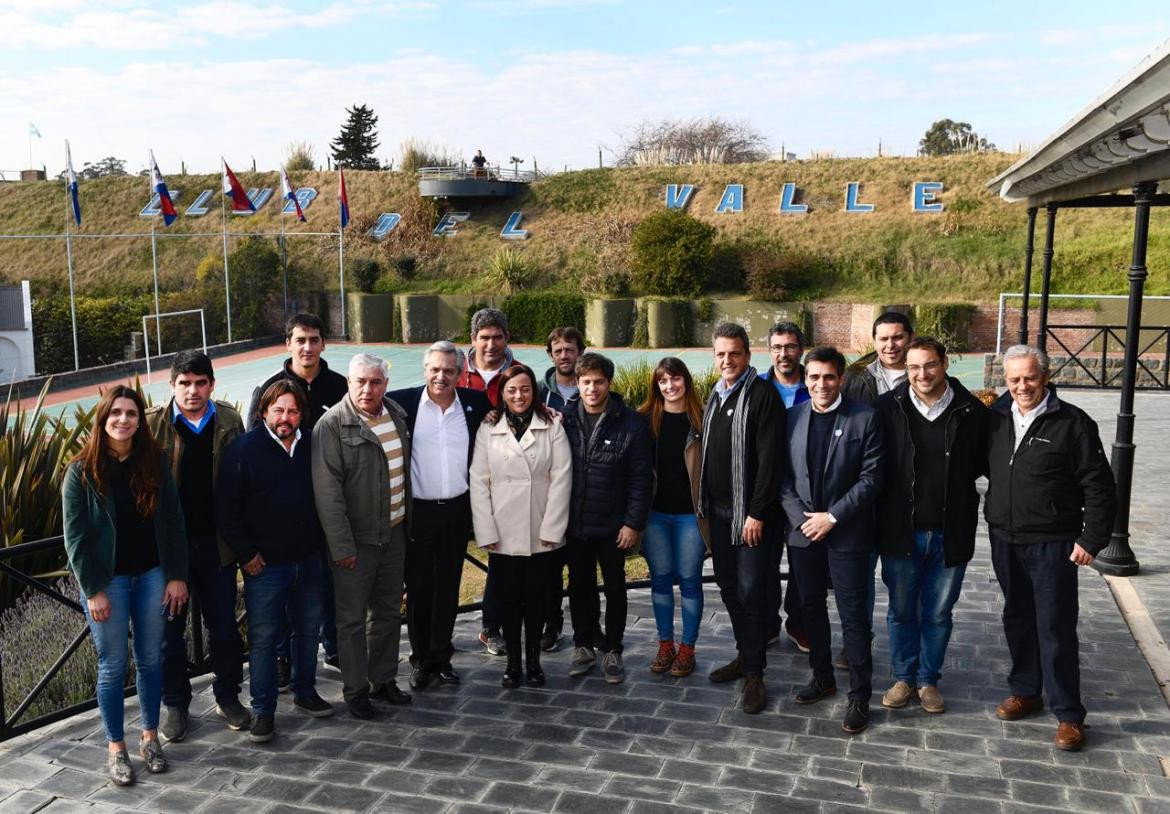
[312,353,414,719]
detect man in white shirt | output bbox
[389,341,493,690]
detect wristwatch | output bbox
[826,512,838,524]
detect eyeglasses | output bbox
[769,344,801,353]
[906,361,943,374]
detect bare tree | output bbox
[615,117,770,166]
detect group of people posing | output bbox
[62,307,1117,789]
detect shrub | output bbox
[284,140,316,171]
[500,293,586,344]
[485,248,535,295]
[630,210,715,297]
[349,258,381,293]
[389,254,417,280]
[226,236,283,340]
[611,359,654,407]
[399,139,460,173]
[0,577,113,722]
[745,248,824,302]
[632,302,649,347]
[913,303,976,351]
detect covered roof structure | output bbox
[987,36,1170,578]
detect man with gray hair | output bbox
[389,342,493,690]
[458,307,522,654]
[985,344,1116,751]
[312,353,414,718]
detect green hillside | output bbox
[1,154,1166,304]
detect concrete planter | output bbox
[586,298,637,347]
[346,293,394,343]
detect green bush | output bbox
[225,236,282,340]
[745,248,825,302]
[632,302,649,347]
[913,303,976,351]
[611,358,719,409]
[630,210,716,297]
[500,292,585,344]
[349,258,382,294]
[485,248,535,295]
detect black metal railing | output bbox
[1046,324,1170,390]
[1,536,720,742]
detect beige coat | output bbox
[470,412,571,556]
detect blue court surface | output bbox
[53,343,988,418]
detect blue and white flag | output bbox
[65,140,81,226]
[29,122,41,138]
[280,165,306,222]
[149,149,178,226]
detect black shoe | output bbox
[409,667,434,691]
[276,657,291,693]
[294,692,335,718]
[347,694,376,719]
[323,654,341,673]
[372,682,413,706]
[742,675,767,714]
[215,699,252,732]
[502,657,523,689]
[249,714,275,743]
[843,699,870,734]
[708,658,743,683]
[795,676,837,705]
[526,648,545,687]
[540,629,562,652]
[159,706,188,743]
[436,665,460,685]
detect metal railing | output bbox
[1046,324,1170,389]
[418,165,539,183]
[0,534,720,742]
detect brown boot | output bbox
[742,676,766,714]
[995,694,1043,721]
[708,657,743,683]
[1055,722,1085,751]
[650,641,676,674]
[670,643,695,677]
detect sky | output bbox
[2,0,1168,177]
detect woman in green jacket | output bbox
[62,386,188,787]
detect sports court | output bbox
[29,343,989,420]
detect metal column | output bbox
[1095,182,1155,576]
[1017,206,1038,346]
[1035,203,1057,351]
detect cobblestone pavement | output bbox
[2,391,1169,813]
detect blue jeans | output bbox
[81,566,166,743]
[276,548,337,661]
[641,511,705,646]
[881,530,967,687]
[243,553,325,716]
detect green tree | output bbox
[630,210,715,297]
[227,236,281,338]
[919,119,995,156]
[330,104,382,170]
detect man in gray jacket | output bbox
[312,353,414,719]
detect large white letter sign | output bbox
[185,190,214,217]
[369,213,401,239]
[433,212,471,237]
[844,182,874,213]
[500,211,528,240]
[140,190,183,218]
[912,182,944,212]
[232,187,273,215]
[665,184,695,210]
[715,184,744,214]
[283,187,318,215]
[778,183,808,214]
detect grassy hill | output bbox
[1,154,1167,303]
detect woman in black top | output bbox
[637,358,708,676]
[62,386,188,787]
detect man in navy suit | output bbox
[781,346,884,734]
[388,340,492,690]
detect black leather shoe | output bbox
[742,676,767,714]
[372,682,413,706]
[436,665,460,685]
[708,658,743,683]
[409,667,433,691]
[794,676,837,705]
[347,694,376,719]
[502,664,523,689]
[843,699,870,734]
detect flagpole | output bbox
[62,181,79,372]
[150,219,162,354]
[220,175,233,344]
[338,224,346,339]
[280,184,288,322]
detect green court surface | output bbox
[46,344,988,419]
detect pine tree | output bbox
[330,104,382,170]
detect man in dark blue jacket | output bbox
[985,345,1116,752]
[781,346,883,735]
[562,352,653,684]
[388,340,492,691]
[216,380,333,744]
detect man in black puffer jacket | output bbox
[561,352,653,684]
[985,345,1116,753]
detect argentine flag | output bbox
[280,165,306,222]
[65,140,80,227]
[149,150,178,226]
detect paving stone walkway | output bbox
[2,390,1170,813]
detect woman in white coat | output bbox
[470,364,572,688]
